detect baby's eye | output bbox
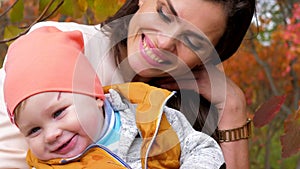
[27,127,40,136]
[52,108,66,119]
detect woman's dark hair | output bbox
[101,0,139,64]
[101,0,256,140]
[214,0,256,63]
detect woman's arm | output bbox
[0,68,29,169]
[158,64,250,169]
[217,83,249,169]
[207,64,250,169]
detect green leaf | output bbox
[86,0,95,7]
[60,0,74,16]
[3,25,23,46]
[38,0,62,17]
[39,0,50,11]
[60,0,87,18]
[9,0,24,22]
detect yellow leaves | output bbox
[60,0,88,18]
[92,0,123,22]
[78,0,88,12]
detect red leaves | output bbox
[253,95,286,128]
[284,3,300,62]
[253,95,300,158]
[280,109,300,158]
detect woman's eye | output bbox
[183,36,203,51]
[157,6,171,23]
[28,127,40,136]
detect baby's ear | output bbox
[96,98,104,109]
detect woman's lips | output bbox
[140,34,171,66]
[53,135,77,155]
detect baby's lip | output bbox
[51,134,77,154]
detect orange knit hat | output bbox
[4,26,104,124]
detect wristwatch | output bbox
[218,118,252,143]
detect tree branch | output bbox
[290,57,299,110]
[249,29,292,115]
[249,30,279,95]
[40,0,64,22]
[0,0,64,43]
[0,0,19,18]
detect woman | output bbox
[0,0,255,168]
[103,0,255,168]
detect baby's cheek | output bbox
[81,117,103,142]
[76,109,104,142]
[28,139,46,159]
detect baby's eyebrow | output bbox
[17,123,30,134]
[57,92,62,101]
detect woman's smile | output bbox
[140,34,170,66]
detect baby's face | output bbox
[16,92,104,160]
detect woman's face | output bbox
[127,0,226,78]
[16,92,104,160]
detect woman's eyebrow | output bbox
[166,0,178,16]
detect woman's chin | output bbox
[136,69,168,78]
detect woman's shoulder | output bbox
[29,21,110,45]
[29,21,101,34]
[29,21,109,44]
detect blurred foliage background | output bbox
[0,0,299,168]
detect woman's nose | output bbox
[156,33,176,52]
[44,127,62,144]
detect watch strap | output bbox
[218,118,252,143]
